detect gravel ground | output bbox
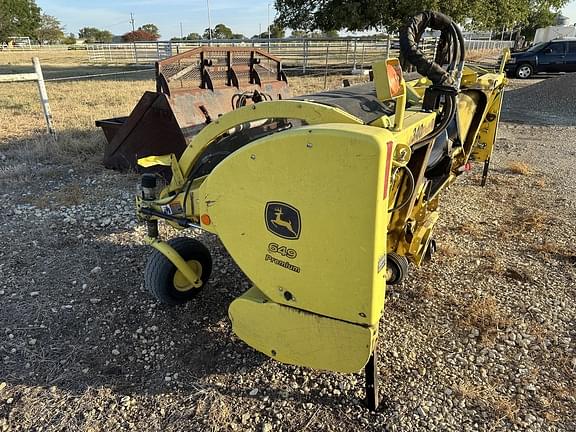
[501,73,576,126]
[0,78,575,431]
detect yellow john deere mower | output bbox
[135,11,509,409]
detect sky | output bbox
[37,0,576,40]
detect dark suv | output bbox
[505,39,576,78]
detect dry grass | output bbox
[507,161,532,175]
[0,48,90,65]
[28,184,85,208]
[439,243,459,257]
[533,241,573,258]
[518,210,549,232]
[455,381,519,423]
[480,255,506,276]
[0,67,366,165]
[194,389,231,430]
[466,49,502,62]
[416,284,436,299]
[457,222,481,237]
[460,296,511,343]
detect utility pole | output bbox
[206,0,212,44]
[129,12,138,64]
[180,22,183,39]
[267,3,271,52]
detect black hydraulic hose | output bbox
[451,22,466,88]
[398,11,463,147]
[399,11,457,86]
[412,91,457,150]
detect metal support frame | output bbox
[481,158,490,187]
[364,347,380,411]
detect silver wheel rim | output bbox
[518,66,531,78]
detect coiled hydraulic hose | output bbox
[399,11,466,148]
[399,11,465,87]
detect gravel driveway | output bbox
[0,78,574,431]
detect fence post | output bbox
[324,44,329,89]
[352,38,357,70]
[345,39,349,65]
[133,42,139,64]
[360,42,365,70]
[432,37,439,61]
[386,34,391,58]
[302,39,308,73]
[32,57,56,139]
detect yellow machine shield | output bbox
[229,286,377,373]
[198,123,395,371]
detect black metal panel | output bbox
[292,82,394,124]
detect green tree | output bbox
[232,33,246,39]
[323,29,339,37]
[62,32,76,44]
[79,27,112,43]
[256,23,285,38]
[185,32,202,40]
[290,29,307,38]
[139,23,160,38]
[269,22,285,38]
[203,23,233,39]
[274,0,569,32]
[0,0,41,41]
[34,13,63,43]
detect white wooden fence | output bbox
[1,38,514,69]
[0,57,56,137]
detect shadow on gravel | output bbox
[0,158,267,399]
[1,231,267,395]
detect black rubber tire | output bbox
[145,237,212,305]
[386,252,409,285]
[515,63,533,79]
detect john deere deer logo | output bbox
[265,202,301,240]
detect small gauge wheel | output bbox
[386,252,409,285]
[145,237,212,305]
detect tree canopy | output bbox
[139,24,160,38]
[79,27,113,43]
[122,29,158,42]
[0,0,41,41]
[274,0,569,32]
[35,13,63,43]
[203,23,234,39]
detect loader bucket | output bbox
[98,91,189,172]
[96,46,290,173]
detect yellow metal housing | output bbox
[136,48,508,375]
[199,123,393,328]
[229,286,377,373]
